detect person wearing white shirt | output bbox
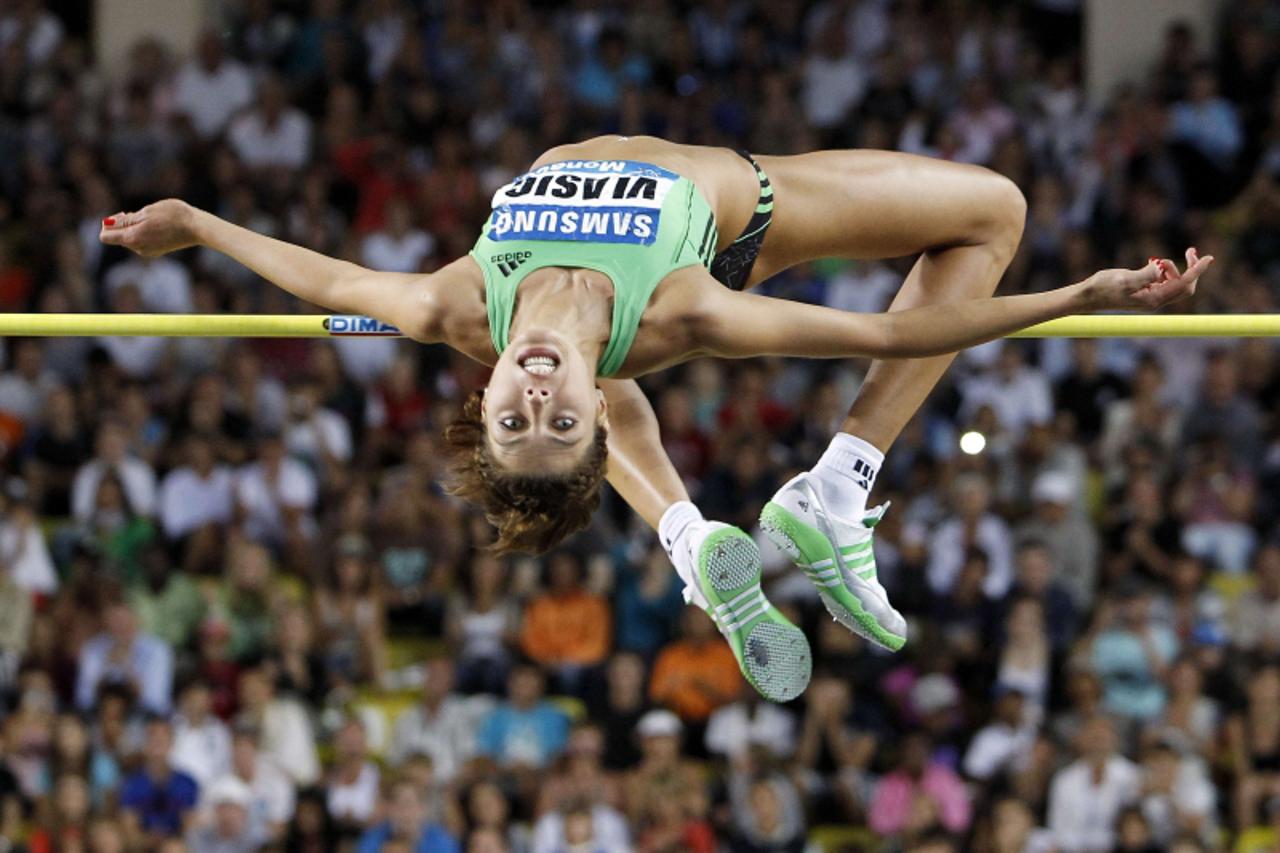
[238,666,319,787]
[96,283,170,380]
[963,686,1038,782]
[388,658,479,783]
[236,433,317,548]
[959,344,1053,440]
[0,479,57,595]
[801,27,866,130]
[326,719,380,829]
[705,694,797,763]
[1047,715,1140,853]
[170,681,232,789]
[360,199,435,274]
[228,75,312,172]
[283,380,352,467]
[76,601,174,715]
[158,435,235,541]
[172,30,255,140]
[926,473,1014,598]
[71,420,157,523]
[104,256,194,315]
[226,720,295,841]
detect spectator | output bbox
[1018,471,1099,609]
[355,778,459,853]
[388,657,479,783]
[225,718,295,843]
[519,551,611,697]
[361,197,435,274]
[926,473,1015,599]
[235,430,317,552]
[868,733,972,837]
[1047,715,1140,852]
[1233,544,1280,654]
[71,418,157,525]
[326,718,381,835]
[1089,583,1179,722]
[170,680,232,789]
[120,717,199,848]
[649,608,742,725]
[447,553,519,696]
[237,666,319,787]
[476,663,569,771]
[172,29,255,140]
[963,685,1038,783]
[186,775,270,853]
[228,74,312,172]
[157,434,234,570]
[76,598,173,715]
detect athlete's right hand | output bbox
[1082,247,1213,312]
[100,199,201,257]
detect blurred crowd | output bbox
[0,0,1277,851]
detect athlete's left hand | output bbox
[1083,248,1214,311]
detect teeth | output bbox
[520,355,557,376]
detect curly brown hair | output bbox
[444,389,608,555]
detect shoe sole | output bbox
[696,527,811,702]
[760,501,907,652]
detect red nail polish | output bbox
[102,217,115,227]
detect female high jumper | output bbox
[102,135,1211,702]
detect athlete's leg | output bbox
[599,379,811,701]
[747,151,1025,651]
[751,149,1026,450]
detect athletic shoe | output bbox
[677,521,811,702]
[760,473,907,652]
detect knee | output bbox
[978,172,1027,255]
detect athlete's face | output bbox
[483,329,605,474]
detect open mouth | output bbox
[518,348,560,377]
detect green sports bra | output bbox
[470,160,718,377]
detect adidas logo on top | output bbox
[491,250,532,276]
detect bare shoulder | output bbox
[416,257,495,363]
[619,267,729,376]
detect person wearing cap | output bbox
[622,709,705,828]
[1017,470,1099,610]
[185,774,270,853]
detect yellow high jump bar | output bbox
[0,314,1276,338]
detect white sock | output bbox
[810,432,884,520]
[658,501,705,606]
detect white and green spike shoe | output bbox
[760,473,907,652]
[680,522,812,702]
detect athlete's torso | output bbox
[440,137,761,376]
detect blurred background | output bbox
[0,0,1277,851]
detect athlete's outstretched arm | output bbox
[693,252,1211,361]
[598,378,689,530]
[100,199,443,341]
